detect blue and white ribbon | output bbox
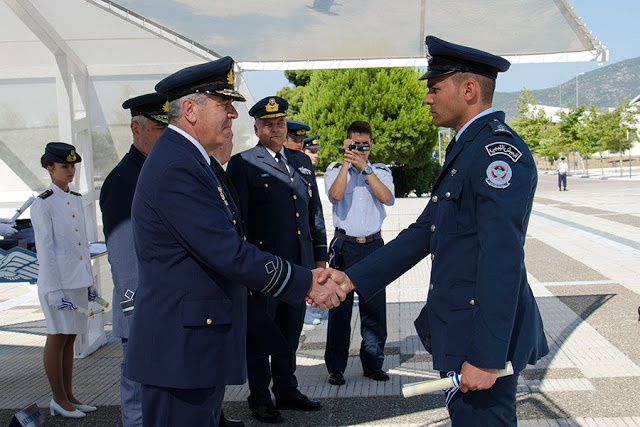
[58,298,77,311]
[444,370,461,407]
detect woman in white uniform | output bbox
[31,142,98,419]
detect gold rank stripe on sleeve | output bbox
[260,256,294,298]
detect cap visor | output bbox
[214,88,246,102]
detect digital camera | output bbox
[348,143,370,152]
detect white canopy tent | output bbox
[0,0,608,356]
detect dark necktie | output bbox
[444,137,457,159]
[275,152,289,176]
[210,158,241,216]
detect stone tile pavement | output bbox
[1,173,639,426]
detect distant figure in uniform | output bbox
[99,92,167,427]
[284,119,310,151]
[323,121,394,386]
[557,156,569,191]
[124,58,345,427]
[302,134,322,165]
[317,36,549,426]
[31,142,98,419]
[227,96,328,423]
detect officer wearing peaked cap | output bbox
[125,59,344,427]
[227,96,328,422]
[100,92,167,427]
[302,134,322,165]
[285,119,311,151]
[321,36,548,426]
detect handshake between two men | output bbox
[306,268,356,310]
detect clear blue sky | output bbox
[243,0,640,100]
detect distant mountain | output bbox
[494,56,640,122]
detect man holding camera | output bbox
[323,120,395,386]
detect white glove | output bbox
[46,290,68,308]
[0,223,17,237]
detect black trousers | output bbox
[141,384,224,427]
[558,173,567,189]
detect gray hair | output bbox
[168,92,208,123]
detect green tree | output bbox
[509,89,553,155]
[276,71,315,116]
[294,67,438,191]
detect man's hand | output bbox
[342,139,367,172]
[306,268,356,308]
[458,361,498,393]
[307,268,348,310]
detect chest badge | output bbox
[451,169,457,176]
[485,161,512,189]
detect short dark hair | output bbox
[452,72,495,104]
[346,120,372,139]
[40,155,54,169]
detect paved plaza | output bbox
[1,172,639,426]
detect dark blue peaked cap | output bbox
[420,36,510,81]
[156,56,246,102]
[303,134,322,149]
[122,93,168,125]
[287,120,310,138]
[249,96,288,119]
[44,142,82,164]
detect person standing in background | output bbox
[302,135,322,165]
[557,156,569,191]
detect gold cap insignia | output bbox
[67,150,76,162]
[265,98,279,113]
[162,101,169,112]
[296,129,306,136]
[227,62,235,85]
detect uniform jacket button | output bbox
[79,256,83,261]
[78,242,82,246]
[290,178,294,182]
[430,254,435,261]
[264,183,268,188]
[445,191,451,198]
[258,240,263,245]
[431,195,438,203]
[296,212,300,217]
[206,318,213,325]
[293,195,297,200]
[232,219,237,225]
[469,299,475,306]
[297,230,301,235]
[430,224,436,232]
[429,283,434,291]
[72,214,76,218]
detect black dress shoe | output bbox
[219,410,245,427]
[251,403,284,424]
[363,368,390,381]
[276,394,322,411]
[328,371,345,385]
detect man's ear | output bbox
[130,121,140,138]
[182,98,198,125]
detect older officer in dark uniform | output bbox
[320,36,549,426]
[125,59,344,427]
[100,92,167,427]
[227,96,328,423]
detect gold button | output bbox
[75,228,79,232]
[430,224,436,232]
[259,241,263,245]
[264,183,268,188]
[72,214,76,218]
[297,230,301,235]
[79,256,83,260]
[206,318,212,325]
[445,191,451,198]
[243,236,247,240]
[67,201,70,205]
[232,219,237,225]
[78,242,82,246]
[296,212,300,217]
[469,299,475,306]
[431,196,438,203]
[293,195,297,200]
[430,254,435,261]
[429,283,434,291]
[290,178,294,182]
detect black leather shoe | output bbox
[250,403,284,423]
[328,371,345,385]
[363,368,390,381]
[276,394,322,411]
[219,410,244,427]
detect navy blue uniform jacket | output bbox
[125,128,311,389]
[347,112,549,373]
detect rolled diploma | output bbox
[402,361,514,398]
[91,295,110,308]
[73,306,94,317]
[10,196,35,223]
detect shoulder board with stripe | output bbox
[70,191,82,197]
[487,119,513,137]
[327,161,342,171]
[38,189,53,199]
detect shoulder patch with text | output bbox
[485,142,522,163]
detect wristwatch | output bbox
[363,166,373,175]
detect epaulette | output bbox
[38,189,53,199]
[373,163,391,172]
[70,191,82,197]
[488,119,513,137]
[327,161,342,171]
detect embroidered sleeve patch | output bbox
[485,142,522,162]
[485,160,512,189]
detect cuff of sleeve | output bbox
[279,264,312,307]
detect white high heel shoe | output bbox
[73,403,97,413]
[49,399,86,418]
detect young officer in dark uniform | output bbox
[320,36,549,426]
[100,92,167,427]
[227,96,328,423]
[284,119,310,151]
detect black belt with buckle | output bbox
[334,228,382,244]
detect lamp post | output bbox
[575,72,585,106]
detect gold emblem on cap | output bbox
[162,101,169,112]
[67,150,76,162]
[265,98,279,113]
[296,129,306,136]
[227,62,235,85]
